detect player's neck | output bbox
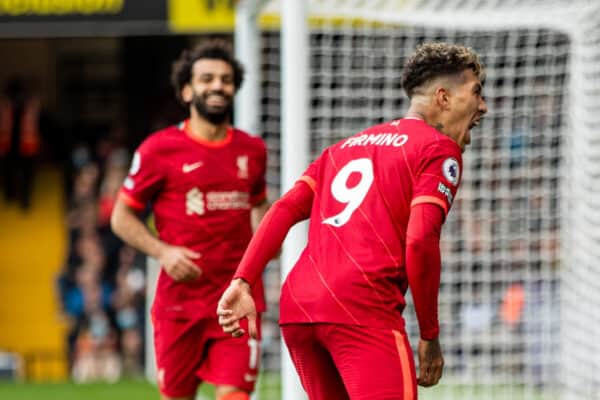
[404,110,426,121]
[187,115,230,142]
[405,107,447,136]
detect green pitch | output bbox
[0,377,554,399]
[0,377,280,400]
[0,380,158,400]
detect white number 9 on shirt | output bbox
[323,158,374,227]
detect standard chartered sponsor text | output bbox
[206,191,250,211]
[0,0,124,16]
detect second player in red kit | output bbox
[112,40,268,400]
[218,42,487,399]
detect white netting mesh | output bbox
[256,1,600,399]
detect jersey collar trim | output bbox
[180,119,234,148]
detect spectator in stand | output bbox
[0,78,42,210]
[59,127,149,380]
[71,304,122,383]
[112,245,145,376]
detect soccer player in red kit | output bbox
[111,40,268,400]
[217,42,487,399]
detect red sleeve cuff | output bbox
[118,190,145,211]
[420,327,440,341]
[298,175,316,191]
[411,195,448,215]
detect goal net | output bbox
[255,0,600,399]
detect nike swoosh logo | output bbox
[182,161,203,173]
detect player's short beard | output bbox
[191,91,233,125]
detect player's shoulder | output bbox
[424,131,462,158]
[137,123,184,153]
[231,127,266,151]
[401,119,461,154]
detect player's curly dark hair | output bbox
[401,42,484,99]
[171,39,245,104]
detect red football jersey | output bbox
[119,120,267,319]
[279,119,462,330]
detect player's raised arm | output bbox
[217,179,314,335]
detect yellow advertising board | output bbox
[169,0,235,32]
[0,0,168,36]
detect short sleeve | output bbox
[296,153,322,191]
[250,140,267,206]
[119,140,166,211]
[411,143,462,216]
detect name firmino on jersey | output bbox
[340,133,409,149]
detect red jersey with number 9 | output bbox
[118,121,267,320]
[279,119,462,330]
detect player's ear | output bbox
[434,86,451,111]
[182,83,193,103]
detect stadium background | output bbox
[0,0,598,399]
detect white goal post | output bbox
[232,0,600,399]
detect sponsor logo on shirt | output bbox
[206,191,250,211]
[340,133,408,149]
[182,161,203,173]
[438,182,454,204]
[186,188,251,216]
[237,155,249,179]
[442,157,460,186]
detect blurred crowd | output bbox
[0,78,42,211]
[56,127,146,383]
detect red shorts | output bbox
[153,315,261,398]
[281,323,417,400]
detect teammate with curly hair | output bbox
[112,39,268,400]
[218,42,487,399]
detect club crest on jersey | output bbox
[186,187,205,216]
[442,157,460,186]
[237,155,249,179]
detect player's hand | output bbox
[217,278,258,338]
[158,245,202,282]
[417,337,444,387]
